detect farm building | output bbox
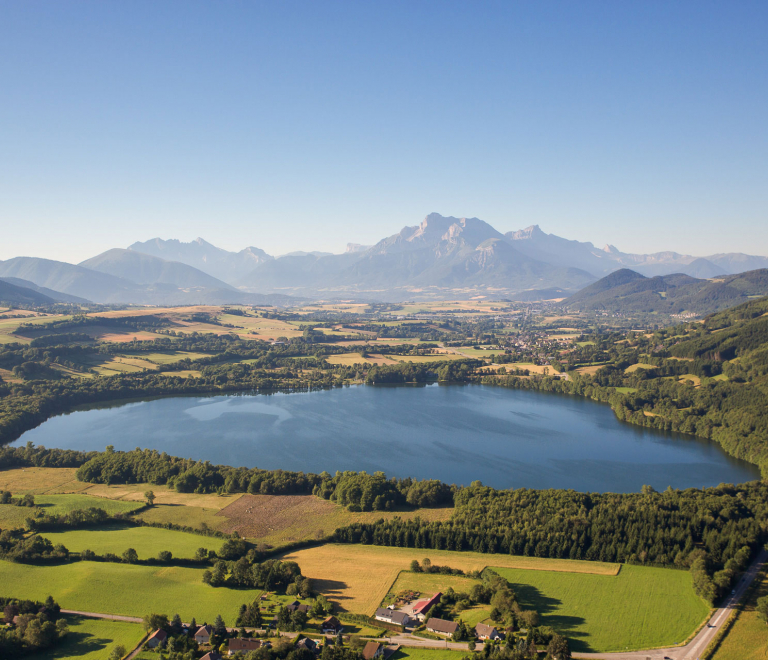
[200,653,222,660]
[194,624,213,644]
[475,623,502,640]
[321,615,344,634]
[146,629,168,648]
[286,600,311,614]
[412,592,442,621]
[362,641,384,660]
[426,617,459,637]
[374,607,412,627]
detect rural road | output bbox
[60,550,766,660]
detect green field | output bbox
[0,559,261,622]
[0,494,143,530]
[24,615,144,660]
[33,494,145,516]
[392,649,468,660]
[493,564,709,653]
[39,524,225,558]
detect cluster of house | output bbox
[374,591,441,629]
[374,591,503,642]
[145,616,346,659]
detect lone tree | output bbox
[144,490,156,506]
[108,645,126,660]
[122,548,139,564]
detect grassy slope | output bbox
[493,565,709,653]
[23,615,145,660]
[0,560,260,622]
[710,570,768,660]
[0,494,143,530]
[39,524,224,558]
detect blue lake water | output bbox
[14,384,759,492]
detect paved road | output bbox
[61,609,143,623]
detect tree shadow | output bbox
[309,579,352,611]
[511,582,592,653]
[26,632,115,660]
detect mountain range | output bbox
[2,213,768,304]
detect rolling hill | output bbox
[0,279,57,305]
[0,277,90,303]
[563,268,768,315]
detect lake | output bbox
[14,384,759,492]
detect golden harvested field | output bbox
[89,306,221,319]
[624,363,656,373]
[281,544,620,615]
[79,482,242,509]
[0,468,83,494]
[218,314,304,340]
[91,356,159,375]
[388,354,466,363]
[130,351,211,364]
[216,494,453,544]
[576,365,605,375]
[325,353,397,366]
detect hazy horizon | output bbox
[2,2,767,263]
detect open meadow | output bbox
[39,523,225,558]
[492,565,709,653]
[0,559,260,622]
[281,544,619,616]
[24,615,145,660]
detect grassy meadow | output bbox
[24,615,145,660]
[493,565,709,653]
[39,524,225,558]
[0,559,260,622]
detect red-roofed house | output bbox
[146,629,168,648]
[412,592,442,621]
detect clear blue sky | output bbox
[1,1,766,263]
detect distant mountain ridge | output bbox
[125,213,768,300]
[563,268,768,315]
[3,213,768,304]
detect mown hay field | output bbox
[493,565,709,653]
[710,570,768,660]
[281,544,619,616]
[0,560,260,622]
[24,615,144,660]
[215,494,453,544]
[0,467,83,493]
[39,524,225,558]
